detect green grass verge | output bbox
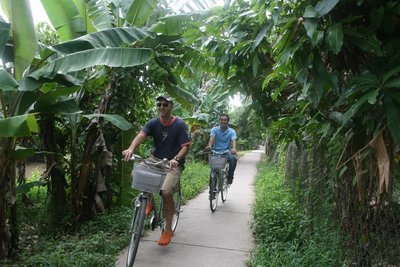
[249,159,339,267]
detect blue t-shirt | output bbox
[141,116,191,161]
[210,126,237,152]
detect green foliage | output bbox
[249,159,339,267]
[2,160,210,266]
[14,206,132,267]
[35,22,60,45]
[252,161,300,244]
[180,160,210,201]
[230,102,265,151]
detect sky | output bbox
[0,0,49,24]
[30,0,49,24]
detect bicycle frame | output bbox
[208,150,230,212]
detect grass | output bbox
[2,160,210,267]
[248,158,340,267]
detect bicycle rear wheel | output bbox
[126,196,147,267]
[171,188,182,232]
[221,171,229,202]
[209,171,218,212]
[160,186,182,232]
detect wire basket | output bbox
[131,163,166,193]
[208,154,228,169]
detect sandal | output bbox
[158,230,173,246]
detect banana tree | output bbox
[33,0,200,224]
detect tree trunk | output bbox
[72,121,100,225]
[0,138,17,260]
[39,116,68,230]
[71,72,114,226]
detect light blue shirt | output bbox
[210,126,237,152]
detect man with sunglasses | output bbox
[205,114,237,184]
[122,95,191,246]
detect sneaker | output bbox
[145,200,153,216]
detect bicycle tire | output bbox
[209,171,218,212]
[221,171,228,202]
[126,196,147,267]
[171,188,182,232]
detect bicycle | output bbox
[126,154,182,267]
[207,150,230,212]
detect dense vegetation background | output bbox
[0,0,399,266]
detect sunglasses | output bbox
[157,103,169,108]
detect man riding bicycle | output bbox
[122,95,191,246]
[205,114,237,184]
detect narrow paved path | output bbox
[115,150,263,267]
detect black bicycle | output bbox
[126,155,182,267]
[207,150,230,212]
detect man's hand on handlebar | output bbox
[170,158,179,169]
[122,149,134,161]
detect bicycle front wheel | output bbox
[221,171,229,202]
[209,171,218,212]
[126,196,147,267]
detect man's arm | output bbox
[206,135,215,150]
[171,145,189,168]
[231,139,237,154]
[122,132,146,161]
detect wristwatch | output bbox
[174,156,180,161]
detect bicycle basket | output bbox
[208,154,228,169]
[131,163,166,193]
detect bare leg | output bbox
[161,190,174,232]
[158,190,175,246]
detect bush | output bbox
[249,159,339,267]
[181,160,210,201]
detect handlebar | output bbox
[127,154,169,168]
[211,150,230,155]
[199,150,230,155]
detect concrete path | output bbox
[115,150,263,267]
